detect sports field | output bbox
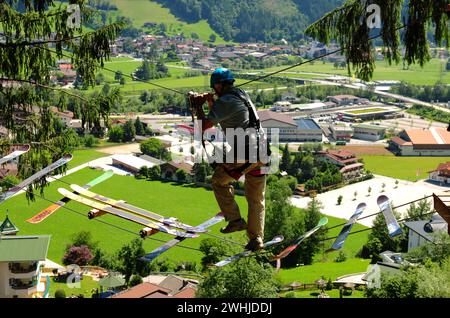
[360,155,449,181]
[277,258,371,285]
[346,108,388,115]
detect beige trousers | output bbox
[211,163,266,240]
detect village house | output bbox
[317,150,365,181]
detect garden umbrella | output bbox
[99,274,126,289]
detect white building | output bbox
[0,215,50,298]
[428,162,450,185]
[352,124,386,141]
[258,111,322,142]
[403,214,448,252]
[330,124,354,141]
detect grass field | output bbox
[66,149,107,170]
[346,108,388,115]
[110,0,228,44]
[3,169,249,264]
[361,155,449,181]
[277,258,371,285]
[4,162,372,286]
[48,275,99,298]
[260,58,450,85]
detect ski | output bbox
[140,212,225,262]
[69,184,205,233]
[0,144,30,166]
[0,154,73,203]
[215,235,284,267]
[272,217,328,267]
[327,203,367,252]
[27,171,114,224]
[58,188,199,239]
[377,195,403,238]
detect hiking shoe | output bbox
[245,237,264,252]
[220,218,247,234]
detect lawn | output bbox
[111,0,229,44]
[277,258,371,285]
[321,215,370,259]
[66,149,107,170]
[48,275,100,298]
[3,169,249,264]
[260,58,450,86]
[360,155,449,181]
[90,74,271,95]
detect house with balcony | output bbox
[0,215,50,298]
[317,150,365,181]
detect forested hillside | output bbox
[153,0,346,42]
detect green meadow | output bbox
[110,0,228,44]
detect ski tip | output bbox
[63,154,73,161]
[274,235,284,242]
[377,195,389,205]
[319,217,329,226]
[57,188,68,195]
[357,202,368,210]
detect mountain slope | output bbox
[154,0,310,42]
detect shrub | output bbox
[129,275,143,287]
[334,251,347,263]
[326,278,333,290]
[55,289,66,298]
[285,292,296,298]
[63,245,93,266]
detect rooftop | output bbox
[404,214,448,242]
[353,124,387,131]
[406,128,450,146]
[112,154,156,169]
[258,110,296,127]
[296,118,321,130]
[0,235,50,262]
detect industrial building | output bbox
[352,124,387,141]
[389,128,450,156]
[258,111,323,142]
[330,124,354,141]
[339,106,401,122]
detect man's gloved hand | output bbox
[188,92,214,106]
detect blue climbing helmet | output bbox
[210,68,235,88]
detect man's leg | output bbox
[244,173,267,241]
[211,164,242,223]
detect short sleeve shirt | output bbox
[207,87,250,132]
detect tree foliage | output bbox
[0,0,123,197]
[140,138,171,161]
[305,0,449,81]
[197,258,279,298]
[63,245,93,266]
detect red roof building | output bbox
[389,128,450,156]
[429,162,450,185]
[317,150,365,181]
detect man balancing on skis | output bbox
[189,68,271,251]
